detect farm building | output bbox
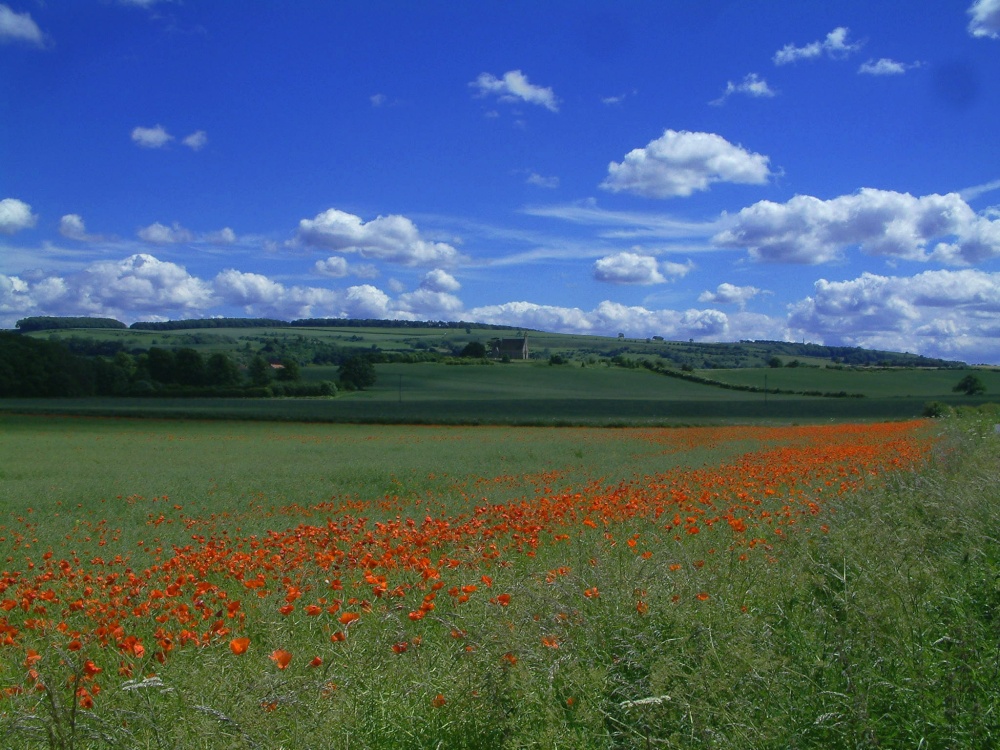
[492,337,529,360]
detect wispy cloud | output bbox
[470,70,559,112]
[858,58,921,75]
[774,27,863,65]
[0,4,45,47]
[711,73,776,105]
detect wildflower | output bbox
[229,637,250,655]
[431,693,446,708]
[270,649,292,669]
[309,656,323,668]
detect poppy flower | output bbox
[229,637,250,655]
[270,649,292,669]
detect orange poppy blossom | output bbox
[270,649,292,669]
[229,637,250,655]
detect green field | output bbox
[5,321,997,425]
[0,412,998,748]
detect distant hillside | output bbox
[10,315,965,369]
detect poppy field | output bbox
[0,414,998,748]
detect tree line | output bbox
[0,333,380,397]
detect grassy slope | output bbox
[11,325,996,424]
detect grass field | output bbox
[3,358,996,425]
[1,412,998,748]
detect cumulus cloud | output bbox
[136,222,234,245]
[420,268,461,293]
[714,188,1000,265]
[131,125,174,148]
[593,252,666,285]
[58,214,111,242]
[0,254,215,324]
[296,208,463,267]
[395,288,464,316]
[138,221,194,244]
[710,73,776,105]
[215,269,394,320]
[601,130,772,199]
[471,70,559,112]
[0,4,44,46]
[774,27,862,65]
[788,269,1000,361]
[314,256,349,278]
[969,0,1000,38]
[0,198,37,235]
[698,283,763,309]
[858,58,921,75]
[468,299,732,341]
[182,130,208,150]
[203,227,236,244]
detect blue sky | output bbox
[3,1,1000,364]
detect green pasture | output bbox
[703,364,1000,398]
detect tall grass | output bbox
[0,414,997,748]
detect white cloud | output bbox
[471,70,559,112]
[182,130,207,150]
[395,288,464,316]
[593,252,665,285]
[131,125,174,148]
[0,4,44,46]
[969,0,1000,38]
[601,130,772,199]
[1,254,214,323]
[714,189,1000,265]
[296,208,463,266]
[858,58,920,75]
[82,254,214,315]
[420,268,461,293]
[698,282,763,309]
[526,172,560,189]
[315,257,380,279]
[788,269,1000,362]
[58,214,110,242]
[0,198,37,235]
[314,256,349,278]
[773,27,862,65]
[138,221,194,244]
[214,269,395,320]
[468,299,732,341]
[203,227,236,244]
[711,73,776,105]
[960,178,1000,201]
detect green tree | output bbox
[460,341,487,358]
[248,355,272,387]
[338,356,377,390]
[174,348,207,387]
[275,357,301,381]
[146,347,175,384]
[206,353,241,386]
[953,374,986,396]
